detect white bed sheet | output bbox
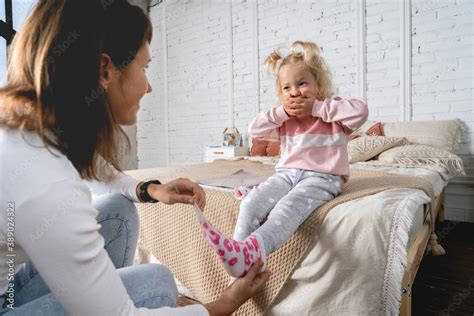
[268,163,449,315]
[350,162,450,249]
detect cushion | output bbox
[378,144,465,176]
[250,139,267,156]
[365,122,384,136]
[382,120,462,153]
[266,141,281,157]
[250,139,281,156]
[349,121,384,140]
[348,136,409,163]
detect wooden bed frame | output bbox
[399,190,445,315]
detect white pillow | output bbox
[378,144,465,176]
[382,119,462,153]
[348,136,408,163]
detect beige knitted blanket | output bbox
[127,160,434,315]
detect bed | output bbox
[127,119,464,315]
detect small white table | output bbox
[205,146,249,162]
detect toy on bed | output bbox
[222,127,242,146]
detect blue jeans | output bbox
[0,194,178,315]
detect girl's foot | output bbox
[193,203,267,277]
[234,185,253,200]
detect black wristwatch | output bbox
[139,180,161,203]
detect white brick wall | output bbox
[366,0,401,121]
[411,0,474,167]
[118,0,149,170]
[139,0,473,173]
[136,3,167,168]
[232,0,255,143]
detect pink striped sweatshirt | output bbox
[249,97,368,181]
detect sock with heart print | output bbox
[193,203,267,278]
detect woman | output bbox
[0,1,270,315]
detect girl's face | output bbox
[279,62,319,100]
[106,42,152,125]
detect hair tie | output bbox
[275,57,285,73]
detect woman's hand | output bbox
[204,260,271,316]
[148,178,206,209]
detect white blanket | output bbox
[268,164,448,315]
[268,188,430,315]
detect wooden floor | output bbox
[412,220,474,315]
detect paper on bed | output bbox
[198,169,269,188]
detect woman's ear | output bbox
[99,53,115,92]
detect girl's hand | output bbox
[283,94,316,117]
[282,97,295,116]
[148,178,206,209]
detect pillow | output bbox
[250,139,267,156]
[365,122,384,136]
[250,139,281,156]
[348,136,409,163]
[382,119,462,153]
[349,121,384,140]
[378,144,465,176]
[266,141,281,157]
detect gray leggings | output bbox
[233,168,342,254]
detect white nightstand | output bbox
[205,146,249,162]
[444,175,474,222]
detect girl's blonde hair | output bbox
[265,41,334,101]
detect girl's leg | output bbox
[196,170,297,277]
[233,172,293,241]
[195,204,267,278]
[1,263,178,315]
[196,171,342,277]
[0,193,139,311]
[253,172,342,254]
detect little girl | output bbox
[195,40,368,277]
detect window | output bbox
[12,1,35,31]
[1,0,9,83]
[0,37,5,83]
[0,2,4,20]
[1,0,35,83]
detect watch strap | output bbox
[140,180,161,203]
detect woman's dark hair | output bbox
[0,0,152,180]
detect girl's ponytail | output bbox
[264,49,284,76]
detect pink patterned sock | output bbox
[193,203,267,277]
[234,185,254,200]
